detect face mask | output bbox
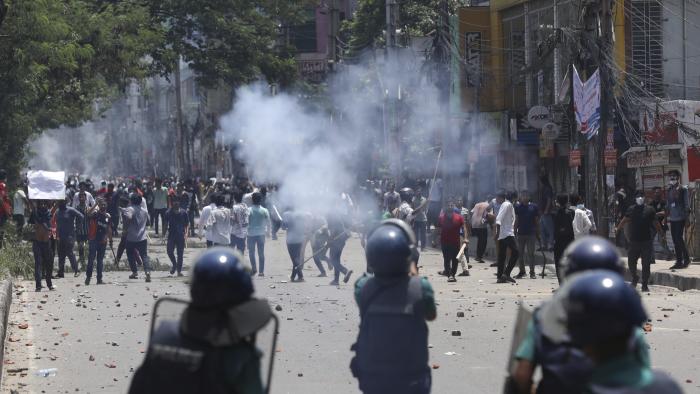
[635,197,644,206]
[670,179,678,186]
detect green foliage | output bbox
[342,0,469,56]
[141,0,310,88]
[0,225,35,279]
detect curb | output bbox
[470,240,700,291]
[0,278,13,385]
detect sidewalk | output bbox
[465,235,700,291]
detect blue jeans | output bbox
[413,221,427,249]
[540,214,554,249]
[126,240,151,274]
[87,240,106,281]
[329,239,348,282]
[230,234,246,254]
[247,235,265,273]
[167,236,185,273]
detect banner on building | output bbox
[569,149,581,167]
[465,32,482,88]
[626,150,670,168]
[573,66,600,140]
[27,171,66,200]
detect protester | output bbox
[282,208,307,282]
[552,194,575,283]
[74,191,90,265]
[651,186,673,259]
[437,200,468,282]
[310,214,331,276]
[230,190,249,254]
[122,194,151,282]
[616,191,662,292]
[470,196,491,263]
[411,187,428,251]
[27,200,54,291]
[454,198,471,276]
[666,170,690,269]
[383,182,400,213]
[538,175,554,251]
[0,169,11,249]
[496,191,519,283]
[71,181,95,208]
[85,197,111,285]
[571,194,592,240]
[514,191,539,279]
[327,198,353,286]
[12,182,27,233]
[152,179,169,235]
[247,192,270,276]
[55,197,83,278]
[165,194,189,276]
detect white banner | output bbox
[27,171,66,200]
[573,66,601,140]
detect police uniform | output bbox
[351,274,435,394]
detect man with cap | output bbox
[565,271,682,393]
[129,247,275,394]
[509,236,651,394]
[351,219,436,394]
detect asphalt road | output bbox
[2,232,700,394]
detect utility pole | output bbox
[596,0,613,237]
[385,0,399,182]
[174,57,186,179]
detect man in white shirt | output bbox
[72,182,95,208]
[198,193,230,247]
[13,185,28,232]
[572,195,593,239]
[229,191,249,253]
[495,191,520,283]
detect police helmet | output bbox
[560,236,624,280]
[399,187,414,202]
[190,247,254,308]
[565,271,647,346]
[365,219,418,276]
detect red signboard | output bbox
[604,148,617,168]
[569,149,581,167]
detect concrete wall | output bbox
[662,0,700,100]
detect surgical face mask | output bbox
[635,197,644,206]
[670,179,678,186]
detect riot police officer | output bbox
[350,219,436,394]
[509,236,651,393]
[565,271,683,393]
[129,247,275,394]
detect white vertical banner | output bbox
[573,66,601,140]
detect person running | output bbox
[247,192,270,276]
[54,197,83,278]
[282,208,308,282]
[437,200,467,282]
[122,194,151,282]
[165,194,189,276]
[327,198,354,286]
[85,197,111,285]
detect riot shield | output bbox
[503,302,533,393]
[148,297,280,394]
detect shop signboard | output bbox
[626,150,669,168]
[569,149,581,167]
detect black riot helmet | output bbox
[365,219,418,276]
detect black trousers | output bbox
[497,236,519,278]
[167,236,185,273]
[287,243,304,280]
[58,236,79,275]
[32,240,53,289]
[553,238,573,284]
[670,220,690,265]
[329,240,348,282]
[628,240,653,286]
[472,227,487,259]
[441,244,459,276]
[153,208,168,234]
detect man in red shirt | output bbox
[437,200,469,282]
[0,169,12,249]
